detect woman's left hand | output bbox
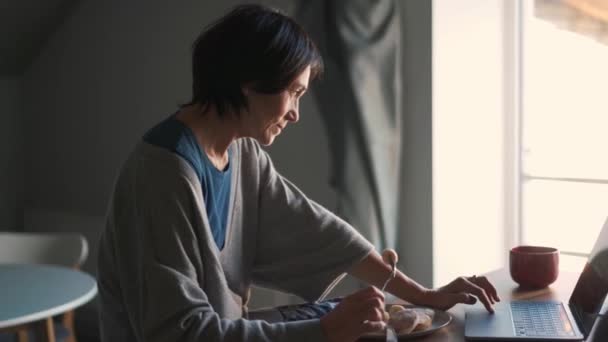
[423,275,500,313]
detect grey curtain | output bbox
[296,0,402,251]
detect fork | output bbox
[380,261,396,292]
[381,249,399,342]
[380,249,398,291]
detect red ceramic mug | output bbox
[510,246,559,288]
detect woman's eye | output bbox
[288,88,305,99]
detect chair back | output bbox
[0,232,88,268]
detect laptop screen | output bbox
[569,217,608,336]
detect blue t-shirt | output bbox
[143,114,232,250]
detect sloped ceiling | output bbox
[0,0,80,76]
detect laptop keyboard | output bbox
[511,302,575,337]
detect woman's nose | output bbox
[286,109,299,123]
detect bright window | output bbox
[520,0,608,271]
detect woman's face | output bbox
[243,66,310,146]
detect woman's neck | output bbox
[176,104,240,170]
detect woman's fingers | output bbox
[381,249,398,265]
[361,298,385,321]
[470,275,501,303]
[433,275,500,313]
[321,287,387,342]
[350,286,385,302]
[355,295,385,321]
[343,286,386,319]
[362,307,386,323]
[450,292,477,305]
[353,291,387,335]
[360,319,386,335]
[470,278,495,305]
[459,277,494,313]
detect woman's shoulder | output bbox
[123,141,200,184]
[120,138,271,184]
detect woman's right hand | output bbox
[319,286,387,342]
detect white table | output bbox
[0,264,97,342]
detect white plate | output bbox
[362,305,452,339]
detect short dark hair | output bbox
[183,4,323,117]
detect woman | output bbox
[97,4,499,342]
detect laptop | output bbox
[465,217,608,340]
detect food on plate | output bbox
[388,308,418,333]
[413,308,434,331]
[388,304,406,316]
[382,310,390,322]
[386,305,435,334]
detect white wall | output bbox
[433,0,506,286]
[0,77,22,231]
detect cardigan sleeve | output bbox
[98,151,327,342]
[250,144,375,302]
